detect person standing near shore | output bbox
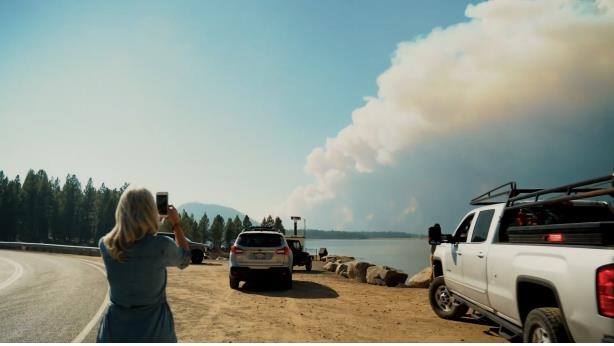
[96,186,191,343]
[429,223,441,280]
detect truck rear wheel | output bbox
[306,257,312,272]
[523,307,569,343]
[429,276,469,320]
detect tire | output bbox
[229,278,239,290]
[283,278,292,290]
[191,250,204,264]
[306,257,312,272]
[523,307,569,343]
[428,276,469,320]
[282,272,293,290]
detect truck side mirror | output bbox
[428,224,442,245]
[450,234,459,244]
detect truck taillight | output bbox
[597,265,614,318]
[276,246,291,256]
[546,233,564,243]
[230,245,243,254]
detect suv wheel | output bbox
[282,272,293,290]
[191,250,204,264]
[282,278,292,290]
[428,276,469,320]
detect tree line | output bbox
[0,169,286,249]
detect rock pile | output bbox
[322,255,432,288]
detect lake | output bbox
[305,238,431,276]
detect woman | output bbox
[96,186,190,343]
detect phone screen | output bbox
[156,193,168,215]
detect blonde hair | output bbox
[103,186,160,261]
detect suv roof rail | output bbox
[470,173,614,209]
[242,226,275,232]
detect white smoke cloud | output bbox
[282,0,614,222]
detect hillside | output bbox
[178,202,255,223]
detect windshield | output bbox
[237,233,283,247]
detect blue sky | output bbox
[1,0,613,232]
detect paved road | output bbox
[0,250,108,342]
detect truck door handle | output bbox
[477,253,484,258]
[456,252,462,256]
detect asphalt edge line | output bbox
[0,256,25,291]
[71,259,109,343]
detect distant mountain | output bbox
[178,202,256,224]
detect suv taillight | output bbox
[230,245,243,254]
[597,264,614,318]
[275,246,291,256]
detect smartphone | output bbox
[156,192,168,216]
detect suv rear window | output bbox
[237,233,283,247]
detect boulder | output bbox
[323,262,338,272]
[381,266,408,287]
[338,256,355,263]
[347,261,374,283]
[335,262,349,276]
[366,265,408,287]
[366,266,385,286]
[406,266,433,288]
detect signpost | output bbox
[291,216,301,236]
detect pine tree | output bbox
[61,174,82,243]
[0,171,9,241]
[7,175,22,241]
[242,215,252,230]
[95,183,117,241]
[232,216,242,240]
[49,178,62,242]
[35,170,53,243]
[20,169,39,242]
[180,211,197,240]
[81,178,97,244]
[210,215,225,250]
[223,217,233,248]
[198,213,210,243]
[5,175,22,241]
[274,216,286,235]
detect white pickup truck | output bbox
[428,174,614,342]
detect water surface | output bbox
[305,238,430,276]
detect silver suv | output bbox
[228,227,293,289]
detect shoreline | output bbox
[306,237,431,277]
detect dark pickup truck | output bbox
[158,231,209,264]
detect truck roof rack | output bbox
[470,173,614,209]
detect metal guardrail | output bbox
[0,241,100,257]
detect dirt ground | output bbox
[166,259,506,343]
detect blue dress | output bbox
[97,233,190,343]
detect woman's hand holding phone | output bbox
[167,205,181,226]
